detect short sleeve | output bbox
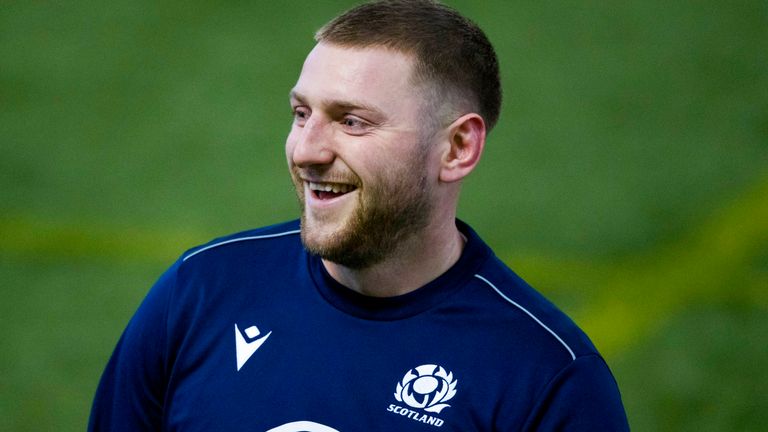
[521,354,630,431]
[88,259,180,431]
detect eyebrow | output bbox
[289,90,384,116]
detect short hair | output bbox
[316,0,502,131]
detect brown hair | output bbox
[315,0,502,131]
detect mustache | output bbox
[291,166,361,187]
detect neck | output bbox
[322,216,465,297]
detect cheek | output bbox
[344,152,380,184]
[285,134,297,165]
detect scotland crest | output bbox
[394,364,458,414]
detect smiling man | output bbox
[288,42,466,295]
[90,1,629,431]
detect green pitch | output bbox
[1,1,766,430]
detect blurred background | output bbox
[1,0,766,430]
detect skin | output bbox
[286,42,487,297]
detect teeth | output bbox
[308,182,355,194]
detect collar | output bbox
[308,219,491,321]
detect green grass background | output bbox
[1,0,766,430]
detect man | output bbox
[90,1,629,430]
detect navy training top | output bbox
[89,219,629,431]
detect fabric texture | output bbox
[89,219,629,431]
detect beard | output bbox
[291,150,433,269]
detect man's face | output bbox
[286,43,439,268]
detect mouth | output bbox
[307,181,358,201]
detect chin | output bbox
[300,212,343,248]
[300,219,334,248]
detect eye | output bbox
[342,117,360,127]
[292,106,310,126]
[341,115,370,134]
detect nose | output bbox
[288,115,335,168]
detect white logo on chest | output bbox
[395,364,458,413]
[234,323,272,371]
[388,364,458,427]
[266,421,339,432]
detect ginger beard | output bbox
[291,146,433,269]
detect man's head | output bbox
[316,0,501,132]
[286,1,500,269]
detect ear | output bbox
[439,113,486,183]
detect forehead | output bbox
[292,43,423,114]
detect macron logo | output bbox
[235,323,272,371]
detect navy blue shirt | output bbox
[89,220,629,431]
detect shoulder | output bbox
[469,254,600,363]
[157,220,305,334]
[462,253,628,426]
[443,232,628,427]
[180,219,302,264]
